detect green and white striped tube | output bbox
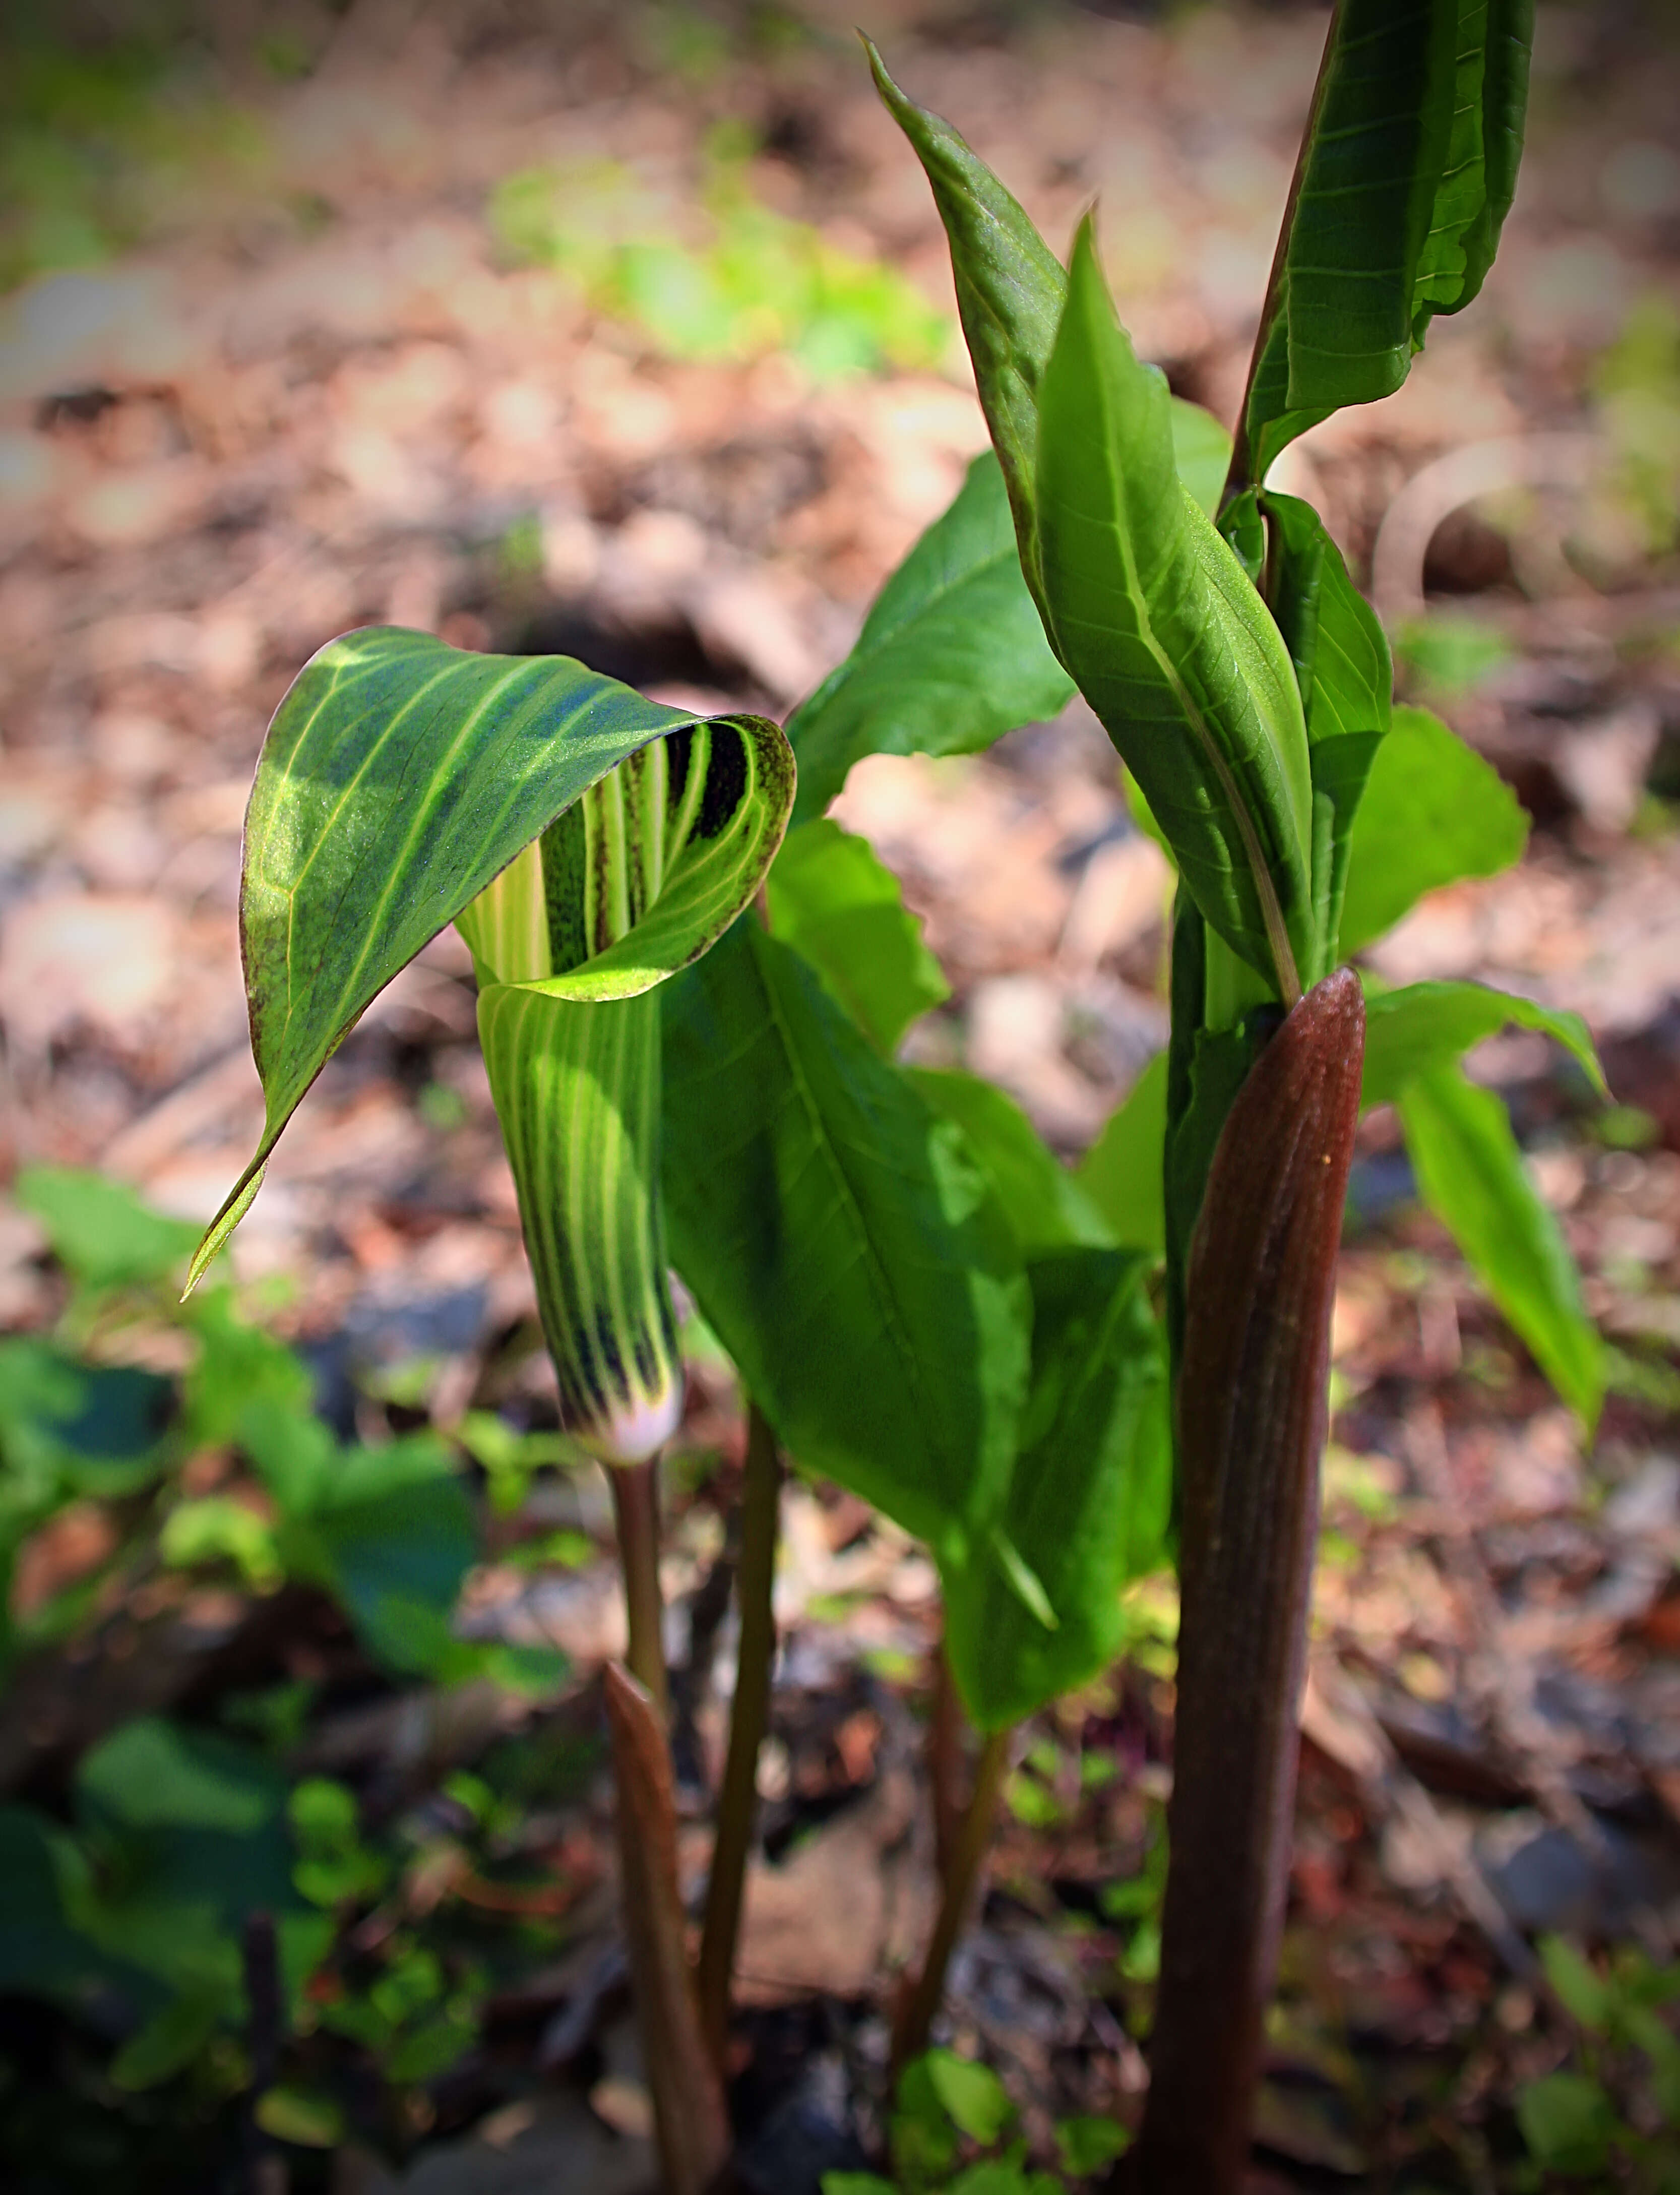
[461,726,783,1464]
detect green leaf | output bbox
[1539,1936,1610,2034]
[1516,2071,1618,2175]
[893,2053,961,2182]
[110,1987,224,2091]
[1075,1051,1168,1257]
[74,1722,297,2005]
[1171,400,1235,524]
[1362,980,1604,1107]
[189,627,791,1289]
[820,2179,895,2195]
[1258,492,1392,957]
[767,820,949,1054]
[1057,2115,1131,2176]
[294,1438,478,1674]
[911,1069,1116,1255]
[255,2088,345,2148]
[1036,220,1315,1001]
[16,1167,200,1290]
[866,43,1231,596]
[1397,1064,1602,1428]
[786,453,1073,825]
[1338,705,1527,955]
[1237,0,1534,483]
[0,1806,109,2003]
[943,1249,1170,1730]
[866,39,1066,612]
[79,1718,280,1835]
[925,2048,1015,2145]
[662,920,1029,1562]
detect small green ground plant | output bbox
[55,1,1631,2186]
[0,1167,577,2155]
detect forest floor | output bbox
[3,2,1680,2188]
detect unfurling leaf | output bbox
[1257,491,1392,959]
[1236,0,1534,485]
[188,628,791,1290]
[1397,1063,1603,1429]
[867,46,1232,605]
[1037,223,1315,1001]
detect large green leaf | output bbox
[1236,0,1534,484]
[787,455,1073,824]
[1036,221,1315,1000]
[1076,1050,1168,1257]
[661,920,1029,1560]
[766,820,949,1054]
[1338,704,1527,955]
[942,1248,1170,1731]
[1258,491,1392,957]
[910,1069,1115,1256]
[188,627,791,1289]
[1363,980,1604,1108]
[1397,1063,1602,1428]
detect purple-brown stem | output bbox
[1126,967,1364,2195]
[891,1725,1012,2076]
[697,1400,783,2065]
[928,1636,966,1886]
[603,1663,732,2195]
[610,1456,669,1720]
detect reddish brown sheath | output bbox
[603,1663,731,2195]
[1129,967,1364,2195]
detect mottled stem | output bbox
[928,1638,966,1887]
[610,1455,669,1720]
[1127,968,1364,2195]
[697,1400,783,2064]
[604,1664,732,2195]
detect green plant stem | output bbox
[697,1399,783,2064]
[610,1455,669,1720]
[892,1726,1012,2074]
[603,1664,732,2195]
[928,1637,965,1886]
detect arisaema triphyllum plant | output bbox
[185,626,794,2191]
[186,3,1615,2185]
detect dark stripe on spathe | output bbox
[695,724,746,840]
[540,804,589,973]
[664,725,694,814]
